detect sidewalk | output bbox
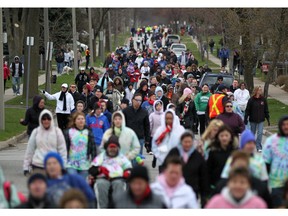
[190,36,288,106]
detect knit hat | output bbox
[104,135,120,150]
[95,85,103,93]
[187,74,194,79]
[28,173,47,187]
[44,152,64,169]
[183,87,192,95]
[218,84,227,92]
[84,83,92,92]
[240,129,256,149]
[128,166,149,182]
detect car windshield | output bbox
[168,36,179,40]
[201,75,234,89]
[171,45,186,49]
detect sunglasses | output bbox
[225,105,233,108]
[42,117,51,121]
[71,86,76,88]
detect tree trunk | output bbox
[23,8,40,99]
[114,9,119,48]
[263,9,287,98]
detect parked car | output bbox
[170,43,187,58]
[198,72,234,90]
[261,51,288,75]
[166,34,180,46]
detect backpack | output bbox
[3,181,26,208]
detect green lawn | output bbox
[267,98,288,126]
[181,35,219,69]
[0,108,26,141]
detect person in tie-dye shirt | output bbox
[64,112,97,180]
[263,116,288,208]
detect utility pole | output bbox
[72,8,78,77]
[99,8,104,62]
[0,8,4,130]
[44,8,51,93]
[88,8,94,66]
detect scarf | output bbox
[148,99,155,105]
[177,145,196,163]
[133,186,151,205]
[158,174,185,198]
[156,124,172,145]
[59,91,67,111]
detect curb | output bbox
[0,131,27,150]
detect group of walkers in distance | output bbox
[1,24,288,209]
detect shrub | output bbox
[276,75,288,86]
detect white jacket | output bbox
[125,88,135,105]
[44,91,75,114]
[150,177,199,209]
[234,88,250,111]
[23,109,67,170]
[152,109,185,166]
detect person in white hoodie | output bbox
[23,109,67,176]
[150,156,199,209]
[100,111,140,161]
[124,83,136,106]
[42,83,75,131]
[152,109,185,173]
[135,54,144,68]
[234,82,250,113]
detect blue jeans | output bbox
[57,62,64,74]
[139,138,144,155]
[271,187,284,208]
[12,77,21,94]
[250,121,264,150]
[66,168,88,181]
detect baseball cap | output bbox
[218,84,227,91]
[61,83,68,88]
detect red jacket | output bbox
[128,69,141,83]
[4,64,10,80]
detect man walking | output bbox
[10,56,24,96]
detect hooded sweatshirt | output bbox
[150,174,198,208]
[205,187,267,208]
[20,95,44,136]
[149,100,164,137]
[263,115,288,188]
[152,109,185,165]
[100,111,141,160]
[155,86,169,110]
[194,91,212,113]
[23,109,67,170]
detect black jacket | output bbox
[160,95,169,111]
[64,127,97,161]
[16,195,54,208]
[176,99,196,129]
[69,90,82,105]
[160,77,172,85]
[111,189,166,209]
[75,72,90,93]
[122,106,150,142]
[20,96,44,136]
[80,93,93,113]
[245,96,270,123]
[207,147,235,189]
[164,147,209,207]
[213,177,273,208]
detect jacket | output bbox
[113,76,125,94]
[90,151,132,179]
[150,174,199,209]
[97,75,113,92]
[79,93,93,113]
[86,113,110,145]
[20,96,44,136]
[205,187,267,208]
[112,188,166,208]
[23,109,67,170]
[176,98,196,129]
[152,109,185,165]
[100,111,140,161]
[124,88,136,105]
[234,88,250,111]
[88,94,113,113]
[149,100,164,137]
[245,96,270,123]
[44,91,75,114]
[10,62,24,77]
[164,146,209,206]
[64,127,97,171]
[155,86,169,110]
[75,72,90,92]
[194,91,212,113]
[207,93,228,119]
[16,195,54,208]
[3,64,10,80]
[46,174,95,206]
[122,106,150,142]
[213,178,273,208]
[69,90,82,105]
[216,112,245,135]
[103,88,123,111]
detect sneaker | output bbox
[149,151,154,155]
[16,93,20,96]
[257,149,262,153]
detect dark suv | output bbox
[198,72,234,90]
